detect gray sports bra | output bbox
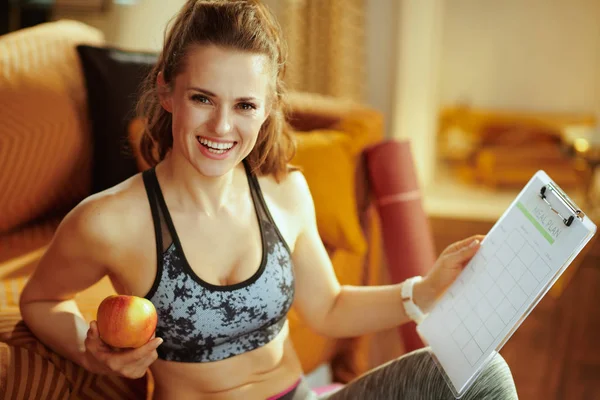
[141,161,295,363]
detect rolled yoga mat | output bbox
[365,139,437,351]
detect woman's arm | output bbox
[288,172,481,338]
[19,199,116,369]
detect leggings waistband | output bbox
[267,378,302,400]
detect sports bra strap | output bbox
[142,168,173,252]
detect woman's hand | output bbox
[414,235,484,313]
[82,321,162,379]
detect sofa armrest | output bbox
[287,92,383,153]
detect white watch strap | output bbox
[401,276,427,324]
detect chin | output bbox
[190,159,238,178]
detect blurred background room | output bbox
[1,1,599,399]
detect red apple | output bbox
[96,295,158,349]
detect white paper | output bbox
[417,171,596,397]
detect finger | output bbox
[135,349,159,370]
[88,321,98,338]
[121,363,152,380]
[114,348,158,379]
[85,321,100,350]
[444,235,485,255]
[87,321,118,353]
[122,337,163,364]
[448,235,483,253]
[88,321,109,346]
[445,238,481,266]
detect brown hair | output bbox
[136,0,295,180]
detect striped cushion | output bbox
[0,343,71,400]
[0,309,38,351]
[0,309,150,399]
[0,20,105,234]
[0,343,149,400]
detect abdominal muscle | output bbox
[149,321,304,400]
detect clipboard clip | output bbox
[539,183,584,227]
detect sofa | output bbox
[0,19,439,399]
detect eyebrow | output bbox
[187,87,258,102]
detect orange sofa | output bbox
[0,20,391,399]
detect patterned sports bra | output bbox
[141,161,295,363]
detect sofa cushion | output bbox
[76,45,157,194]
[0,21,105,234]
[0,219,59,264]
[0,219,61,312]
[292,130,366,255]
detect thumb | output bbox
[89,321,99,338]
[446,239,481,265]
[89,321,119,353]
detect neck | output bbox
[158,153,240,216]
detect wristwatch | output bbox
[401,276,427,324]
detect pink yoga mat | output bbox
[365,139,437,351]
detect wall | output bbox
[53,0,186,52]
[365,0,398,137]
[390,0,445,187]
[390,0,600,190]
[439,0,600,115]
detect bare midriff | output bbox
[150,322,304,400]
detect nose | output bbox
[211,106,232,136]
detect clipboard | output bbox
[417,170,597,398]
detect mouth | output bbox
[196,136,237,155]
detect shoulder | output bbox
[258,169,315,218]
[52,174,149,258]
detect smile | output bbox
[197,136,236,155]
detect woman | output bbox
[19,1,518,399]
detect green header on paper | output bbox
[517,202,554,244]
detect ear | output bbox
[157,72,173,113]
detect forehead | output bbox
[177,45,272,97]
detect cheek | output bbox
[172,103,208,137]
[239,119,265,145]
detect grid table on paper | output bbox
[439,229,550,367]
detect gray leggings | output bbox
[289,348,518,399]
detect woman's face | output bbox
[160,45,272,177]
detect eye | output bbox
[191,94,210,104]
[237,102,257,111]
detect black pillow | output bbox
[76,45,158,194]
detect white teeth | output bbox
[198,137,234,150]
